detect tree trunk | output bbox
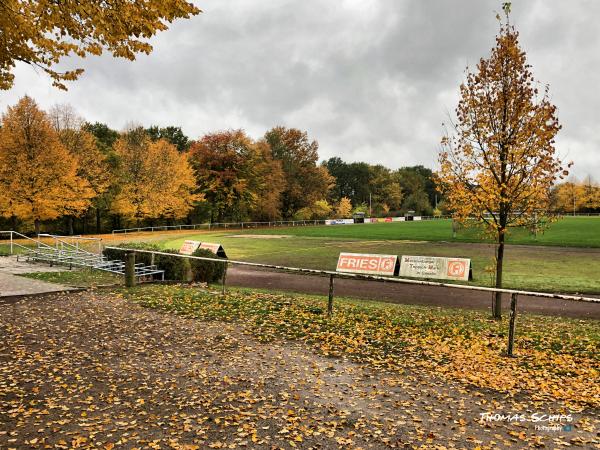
[34,219,40,236]
[10,215,17,232]
[96,209,102,234]
[494,228,505,319]
[67,216,74,236]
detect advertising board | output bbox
[336,252,399,276]
[179,240,201,255]
[399,255,471,281]
[199,242,227,258]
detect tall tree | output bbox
[250,139,286,221]
[146,126,190,152]
[50,105,111,234]
[0,0,200,90]
[111,129,198,222]
[189,130,283,222]
[82,122,120,232]
[368,165,403,214]
[265,126,333,218]
[83,122,119,154]
[436,9,567,318]
[0,96,93,234]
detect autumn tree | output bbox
[436,9,567,318]
[335,197,353,218]
[266,127,334,218]
[0,0,200,90]
[0,96,93,234]
[369,165,403,214]
[552,180,584,215]
[251,140,286,221]
[295,200,332,221]
[581,176,600,211]
[111,129,199,222]
[50,104,110,234]
[189,130,284,222]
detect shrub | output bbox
[190,248,228,283]
[155,248,192,281]
[102,242,160,267]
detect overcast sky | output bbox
[2,0,599,179]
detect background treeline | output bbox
[549,178,600,214]
[0,97,598,235]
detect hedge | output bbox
[156,248,192,281]
[190,248,228,283]
[102,242,227,282]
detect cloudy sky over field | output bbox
[3,0,599,178]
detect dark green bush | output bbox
[102,242,160,266]
[190,248,228,283]
[156,248,192,281]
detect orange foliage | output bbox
[0,96,93,232]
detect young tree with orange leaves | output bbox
[436,8,568,318]
[0,96,93,234]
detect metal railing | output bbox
[107,246,599,357]
[0,230,55,254]
[0,231,164,280]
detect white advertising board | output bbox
[399,255,471,281]
[325,219,355,225]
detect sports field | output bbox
[145,216,600,294]
[243,216,600,247]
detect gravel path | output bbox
[1,291,597,449]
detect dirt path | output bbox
[1,292,597,449]
[226,267,600,320]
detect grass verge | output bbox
[121,284,599,409]
[20,269,122,287]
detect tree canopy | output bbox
[0,0,200,89]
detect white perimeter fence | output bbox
[111,215,453,234]
[111,213,600,235]
[107,246,599,357]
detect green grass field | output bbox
[148,216,600,294]
[239,216,600,247]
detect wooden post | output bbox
[125,251,136,287]
[221,262,228,295]
[507,293,518,357]
[327,275,335,316]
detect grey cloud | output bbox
[3,0,599,179]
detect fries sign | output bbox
[336,253,399,276]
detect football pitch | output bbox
[144,216,600,294]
